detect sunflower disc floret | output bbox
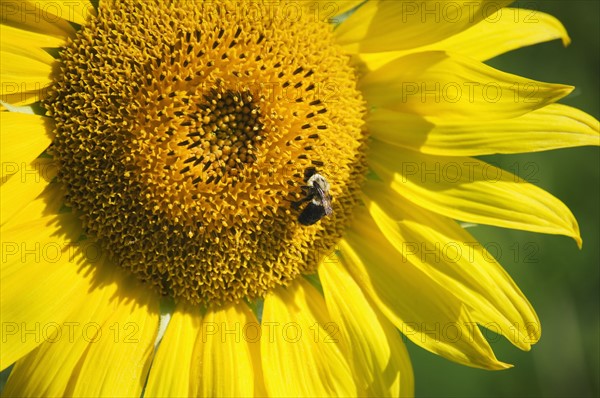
[46,0,367,305]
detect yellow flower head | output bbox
[1,0,598,397]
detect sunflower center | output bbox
[46,0,367,305]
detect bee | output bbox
[292,168,333,225]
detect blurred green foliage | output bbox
[409,1,599,397]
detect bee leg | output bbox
[291,193,314,210]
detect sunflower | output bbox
[1,0,599,396]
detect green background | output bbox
[408,1,599,397]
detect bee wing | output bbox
[321,196,333,215]
[314,185,333,216]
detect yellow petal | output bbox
[356,8,570,70]
[0,90,47,107]
[337,0,512,53]
[0,24,59,64]
[340,213,510,370]
[1,213,81,278]
[320,258,414,397]
[359,51,572,120]
[1,263,88,369]
[262,279,357,397]
[1,185,79,371]
[0,20,66,49]
[1,181,77,278]
[145,304,202,398]
[369,142,582,246]
[36,0,96,25]
[1,158,57,226]
[3,264,122,396]
[67,280,160,397]
[368,104,600,156]
[1,1,75,40]
[1,50,54,94]
[303,1,364,20]
[1,112,53,174]
[365,182,541,351]
[193,303,260,397]
[0,223,99,370]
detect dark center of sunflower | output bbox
[46,0,367,305]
